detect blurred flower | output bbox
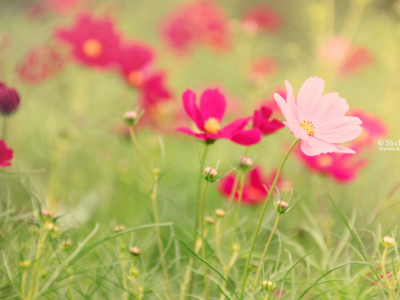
[116,42,154,88]
[248,56,278,83]
[17,45,65,84]
[293,145,369,183]
[161,1,230,53]
[318,35,373,76]
[139,72,172,109]
[55,14,121,68]
[46,0,83,14]
[177,89,262,145]
[0,140,13,168]
[261,87,286,118]
[219,167,286,205]
[275,76,362,156]
[242,5,282,34]
[0,82,20,116]
[252,106,284,135]
[351,109,388,148]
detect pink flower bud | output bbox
[123,111,138,126]
[203,167,218,180]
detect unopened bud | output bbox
[153,167,161,175]
[129,246,141,256]
[114,225,125,233]
[382,236,395,248]
[205,216,214,225]
[203,167,218,181]
[44,222,54,231]
[0,82,20,116]
[119,225,125,231]
[262,280,274,290]
[232,244,240,252]
[123,111,138,126]
[19,261,32,269]
[60,239,72,251]
[215,209,225,218]
[239,156,253,171]
[276,201,289,210]
[41,210,49,217]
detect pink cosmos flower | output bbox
[0,82,20,116]
[0,140,13,167]
[177,89,262,145]
[55,14,121,68]
[261,87,286,118]
[139,72,172,110]
[293,145,369,183]
[275,76,362,156]
[161,1,230,53]
[351,109,388,148]
[242,5,282,34]
[17,45,65,84]
[252,106,284,135]
[219,167,285,205]
[116,42,154,88]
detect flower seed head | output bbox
[239,156,253,171]
[262,280,274,290]
[129,246,141,256]
[203,167,218,181]
[382,236,395,248]
[215,209,226,218]
[0,82,20,116]
[123,111,138,126]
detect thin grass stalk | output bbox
[200,180,210,300]
[382,247,394,300]
[27,230,47,300]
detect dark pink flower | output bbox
[55,14,121,68]
[249,56,278,83]
[261,87,286,118]
[0,140,13,168]
[0,82,20,116]
[219,167,286,205]
[242,5,282,34]
[139,72,172,109]
[293,144,369,183]
[161,1,230,53]
[17,45,65,84]
[252,106,284,135]
[116,42,154,88]
[177,89,262,145]
[351,109,388,148]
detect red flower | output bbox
[55,14,121,68]
[252,106,284,135]
[242,5,282,34]
[162,1,230,53]
[0,140,13,168]
[17,45,65,84]
[177,89,262,145]
[219,167,285,205]
[116,42,154,88]
[0,82,20,116]
[293,145,369,183]
[351,109,388,148]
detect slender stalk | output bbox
[21,271,27,300]
[252,213,281,295]
[118,238,128,300]
[264,292,269,300]
[180,237,202,300]
[27,231,47,300]
[382,247,394,300]
[151,172,173,300]
[130,261,142,300]
[129,126,149,187]
[239,139,299,298]
[215,218,223,264]
[68,274,75,300]
[200,180,210,300]
[230,173,245,253]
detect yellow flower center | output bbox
[299,120,315,136]
[317,155,333,167]
[128,71,144,87]
[82,39,103,58]
[204,118,221,134]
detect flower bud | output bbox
[119,225,125,231]
[19,261,32,269]
[205,216,214,225]
[123,111,138,126]
[153,167,161,175]
[262,280,274,291]
[44,222,54,231]
[215,209,225,218]
[203,167,218,181]
[60,239,72,251]
[129,246,141,256]
[239,156,253,171]
[232,244,240,252]
[276,201,289,213]
[0,82,20,116]
[41,210,49,217]
[382,236,395,248]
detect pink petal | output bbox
[249,167,264,189]
[182,89,204,130]
[314,116,362,143]
[230,129,262,145]
[199,89,226,122]
[219,117,251,137]
[300,136,356,156]
[284,80,299,122]
[283,122,309,140]
[311,92,349,127]
[176,127,208,140]
[296,76,325,122]
[274,93,295,123]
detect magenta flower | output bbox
[0,140,13,168]
[116,42,154,88]
[139,72,172,109]
[275,77,362,156]
[242,5,282,34]
[177,89,262,145]
[0,82,20,116]
[351,109,388,148]
[252,106,284,135]
[55,14,121,68]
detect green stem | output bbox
[229,173,245,256]
[151,173,173,300]
[252,213,281,295]
[68,273,75,300]
[129,126,150,187]
[239,139,299,298]
[21,271,27,300]
[382,247,394,300]
[215,219,223,264]
[130,261,142,300]
[27,231,47,300]
[200,180,210,300]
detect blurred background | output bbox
[1,0,400,245]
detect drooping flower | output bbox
[17,45,65,84]
[293,144,368,183]
[252,106,284,135]
[55,14,121,68]
[116,42,154,88]
[275,76,362,156]
[177,89,262,145]
[161,1,230,53]
[242,5,282,34]
[351,109,388,148]
[248,56,278,83]
[0,82,20,116]
[0,140,13,167]
[219,167,287,205]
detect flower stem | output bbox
[252,213,281,295]
[230,173,245,253]
[68,273,75,300]
[129,126,149,187]
[200,180,210,300]
[239,139,299,298]
[215,218,223,264]
[21,271,27,300]
[130,260,142,300]
[151,172,173,300]
[382,247,394,300]
[27,230,47,300]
